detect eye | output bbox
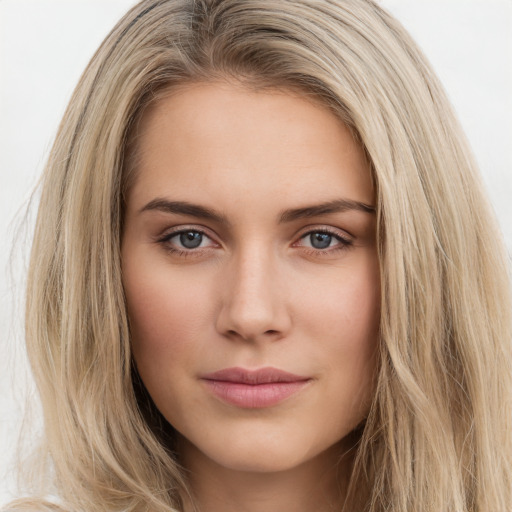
[295,229,353,253]
[176,231,205,249]
[305,232,336,249]
[159,228,218,253]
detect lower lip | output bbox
[202,380,310,408]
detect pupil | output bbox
[180,231,202,249]
[310,232,332,249]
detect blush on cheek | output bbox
[129,300,195,356]
[127,265,198,334]
[125,269,217,379]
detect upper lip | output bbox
[201,367,310,385]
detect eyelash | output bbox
[157,227,353,258]
[157,227,215,258]
[295,228,353,256]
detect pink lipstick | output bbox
[201,367,311,408]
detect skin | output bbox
[121,81,380,512]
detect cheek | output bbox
[300,256,380,345]
[122,257,213,375]
[298,257,380,407]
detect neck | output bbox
[178,435,358,512]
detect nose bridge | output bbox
[216,241,289,342]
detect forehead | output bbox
[126,81,374,212]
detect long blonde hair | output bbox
[7,1,511,511]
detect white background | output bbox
[1,0,511,504]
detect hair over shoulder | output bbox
[6,1,512,511]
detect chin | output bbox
[178,423,348,475]
[211,443,309,474]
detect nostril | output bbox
[224,328,281,341]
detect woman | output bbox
[6,0,511,511]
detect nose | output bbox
[215,247,292,343]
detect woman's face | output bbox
[122,82,380,474]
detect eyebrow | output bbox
[139,197,376,224]
[140,199,230,225]
[278,198,375,223]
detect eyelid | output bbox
[157,225,220,248]
[294,225,353,243]
[292,225,354,255]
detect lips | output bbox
[201,367,311,408]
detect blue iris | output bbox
[180,231,203,249]
[310,232,332,249]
